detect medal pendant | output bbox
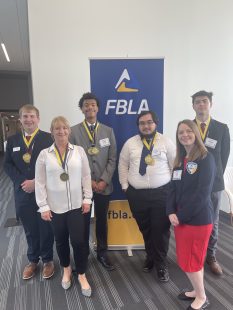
[60,172,69,182]
[88,146,99,155]
[145,154,155,166]
[23,153,31,163]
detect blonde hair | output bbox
[174,119,208,168]
[50,116,71,132]
[19,104,40,118]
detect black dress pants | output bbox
[51,208,88,274]
[18,198,54,264]
[84,193,110,256]
[126,184,171,268]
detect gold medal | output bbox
[60,172,69,182]
[145,154,155,165]
[88,146,99,155]
[22,153,31,163]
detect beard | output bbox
[139,130,156,140]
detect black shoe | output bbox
[97,255,115,271]
[157,267,169,282]
[143,258,154,273]
[186,298,210,310]
[178,289,195,301]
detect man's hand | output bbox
[41,210,53,221]
[168,213,179,227]
[82,203,91,214]
[96,180,107,193]
[21,179,35,193]
[92,180,98,192]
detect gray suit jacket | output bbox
[70,122,117,195]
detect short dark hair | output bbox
[78,92,100,109]
[136,111,159,126]
[191,90,213,104]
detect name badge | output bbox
[99,138,110,148]
[172,170,182,180]
[13,147,20,152]
[205,137,217,149]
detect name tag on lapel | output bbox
[99,138,110,148]
[13,147,20,152]
[172,170,182,180]
[205,137,217,149]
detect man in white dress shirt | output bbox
[118,111,175,282]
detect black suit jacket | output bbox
[195,118,230,192]
[4,130,53,208]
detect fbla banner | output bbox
[90,58,164,200]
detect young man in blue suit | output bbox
[192,90,230,275]
[4,105,54,280]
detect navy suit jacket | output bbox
[195,118,230,192]
[4,130,53,208]
[166,153,216,225]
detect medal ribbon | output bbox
[22,128,39,153]
[83,121,99,145]
[54,145,69,170]
[142,132,157,154]
[196,116,211,141]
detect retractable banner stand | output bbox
[90,58,164,250]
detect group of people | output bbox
[4,90,230,309]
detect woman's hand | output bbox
[82,203,91,214]
[168,213,179,227]
[41,210,52,221]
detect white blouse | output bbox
[35,143,92,214]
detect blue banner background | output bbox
[90,58,164,200]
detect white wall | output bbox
[28,0,233,163]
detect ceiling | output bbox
[0,0,30,72]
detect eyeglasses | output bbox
[138,120,155,126]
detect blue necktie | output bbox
[139,139,151,176]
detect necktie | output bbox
[200,123,206,134]
[25,135,31,142]
[139,139,152,176]
[89,125,95,132]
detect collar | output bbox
[48,142,74,153]
[86,121,96,127]
[196,116,211,125]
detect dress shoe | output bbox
[157,267,169,282]
[22,262,38,280]
[42,261,54,279]
[186,298,210,310]
[178,289,195,301]
[97,255,115,271]
[206,257,223,275]
[62,280,72,290]
[143,258,154,273]
[78,278,92,297]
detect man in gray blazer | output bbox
[70,92,117,270]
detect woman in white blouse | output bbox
[35,116,92,296]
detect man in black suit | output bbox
[192,90,230,275]
[4,104,54,280]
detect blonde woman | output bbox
[35,116,92,296]
[167,120,215,310]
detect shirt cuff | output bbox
[83,198,92,205]
[121,183,129,190]
[38,205,51,213]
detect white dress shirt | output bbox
[35,143,92,214]
[118,133,175,190]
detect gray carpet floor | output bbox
[0,156,233,310]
